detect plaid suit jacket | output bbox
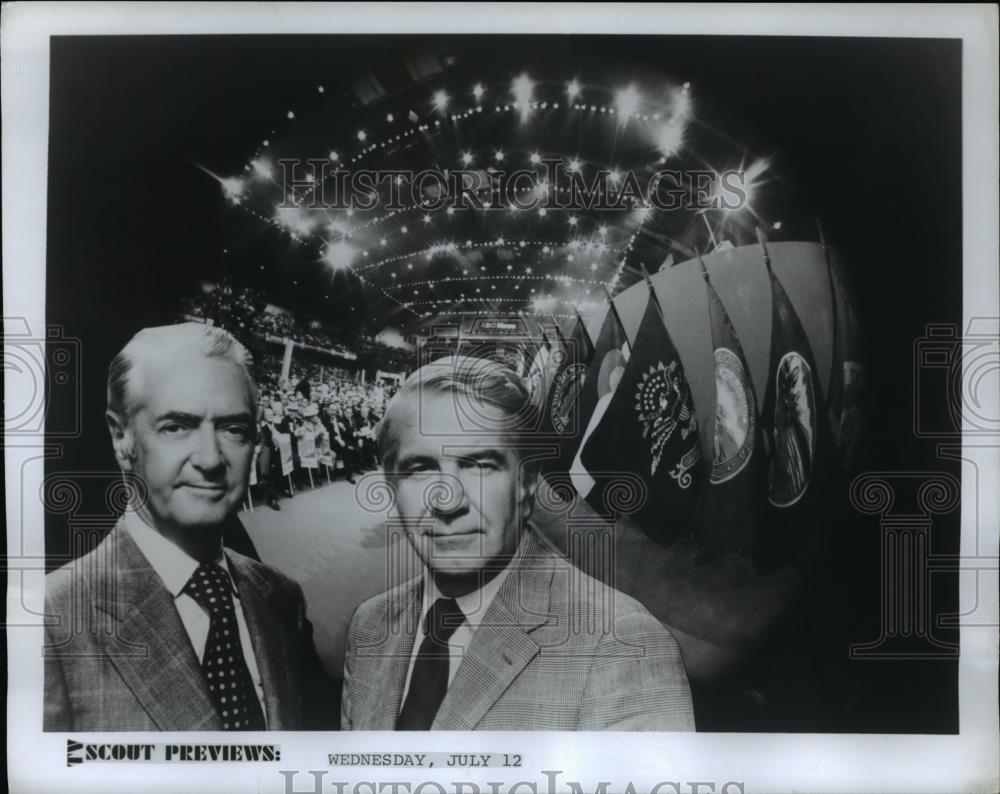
[341,528,696,731]
[43,520,320,731]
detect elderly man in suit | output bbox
[341,355,695,731]
[44,323,332,731]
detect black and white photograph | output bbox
[3,4,998,794]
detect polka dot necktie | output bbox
[183,563,267,731]
[396,597,465,730]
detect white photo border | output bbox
[3,3,998,793]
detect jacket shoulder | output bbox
[44,531,116,605]
[353,577,418,620]
[536,533,673,636]
[226,548,303,600]
[345,577,420,645]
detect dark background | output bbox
[44,35,963,733]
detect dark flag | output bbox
[820,221,865,468]
[692,257,768,563]
[577,294,630,429]
[757,231,840,571]
[542,312,594,474]
[563,295,630,494]
[577,289,703,542]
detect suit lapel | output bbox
[433,531,555,730]
[96,522,221,730]
[358,578,422,730]
[226,555,289,730]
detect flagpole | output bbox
[701,211,719,251]
[553,319,568,348]
[818,216,841,430]
[601,284,631,355]
[755,226,772,271]
[573,306,593,349]
[694,247,711,284]
[639,264,667,324]
[816,217,836,316]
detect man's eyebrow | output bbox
[449,448,510,465]
[155,411,201,424]
[395,453,438,469]
[154,411,253,424]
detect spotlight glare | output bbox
[673,86,692,119]
[357,130,367,141]
[615,84,641,118]
[512,73,534,120]
[221,177,245,198]
[462,152,474,165]
[324,241,355,270]
[329,151,339,162]
[566,79,581,99]
[250,159,273,180]
[433,90,449,111]
[473,83,484,99]
[529,152,541,164]
[735,157,772,209]
[567,158,581,174]
[655,121,685,157]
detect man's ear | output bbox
[106,410,135,471]
[519,461,541,523]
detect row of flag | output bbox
[530,233,861,571]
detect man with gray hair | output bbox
[44,323,333,731]
[341,355,695,731]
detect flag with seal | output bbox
[541,313,594,476]
[692,256,768,563]
[577,289,703,541]
[757,232,840,570]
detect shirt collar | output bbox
[123,508,232,598]
[420,531,528,626]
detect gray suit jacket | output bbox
[44,521,318,731]
[341,529,696,731]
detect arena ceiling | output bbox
[195,38,790,335]
[49,36,955,341]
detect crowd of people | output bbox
[177,279,421,509]
[249,367,399,510]
[179,279,358,357]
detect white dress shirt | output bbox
[124,510,268,724]
[399,537,524,709]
